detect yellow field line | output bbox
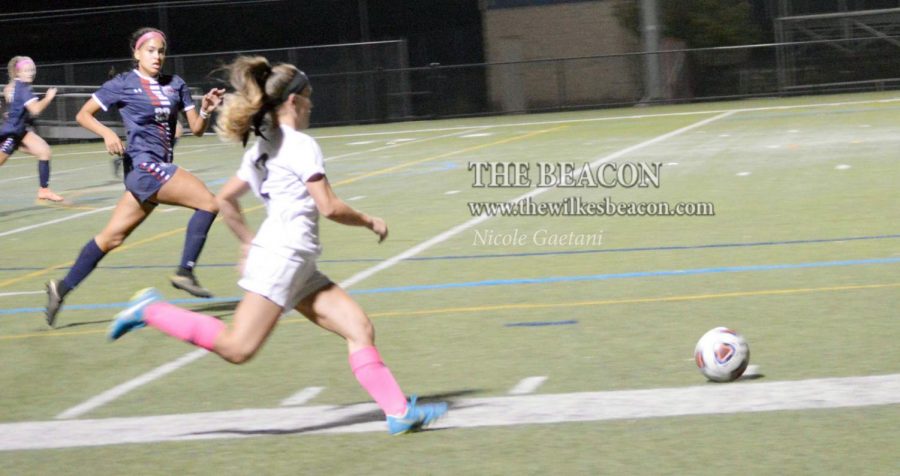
[0,127,562,290]
[36,202,98,211]
[4,281,896,341]
[364,282,900,318]
[1,328,108,340]
[0,203,268,290]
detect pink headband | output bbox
[135,31,166,50]
[15,59,34,70]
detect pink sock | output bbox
[349,346,408,417]
[144,302,225,351]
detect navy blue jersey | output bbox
[93,70,195,163]
[0,80,37,136]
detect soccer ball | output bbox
[694,327,750,382]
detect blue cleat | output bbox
[108,288,163,341]
[386,395,448,435]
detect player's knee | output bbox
[220,341,259,365]
[346,314,375,347]
[201,196,219,215]
[95,233,125,251]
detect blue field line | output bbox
[1,256,897,316]
[0,296,240,316]
[204,178,228,186]
[348,256,900,295]
[402,233,900,263]
[0,263,238,271]
[1,233,898,272]
[505,320,578,327]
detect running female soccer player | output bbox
[108,56,447,435]
[0,56,65,201]
[45,27,226,326]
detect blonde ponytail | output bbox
[216,55,308,145]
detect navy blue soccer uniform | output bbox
[0,80,39,155]
[92,70,195,201]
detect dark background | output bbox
[0,0,484,66]
[3,1,898,66]
[3,1,898,124]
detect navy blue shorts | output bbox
[124,159,178,203]
[0,133,24,155]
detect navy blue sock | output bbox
[38,160,50,188]
[180,210,217,271]
[62,239,107,292]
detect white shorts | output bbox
[238,245,333,310]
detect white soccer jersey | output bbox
[237,124,326,257]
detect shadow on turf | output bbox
[50,302,232,330]
[0,203,71,219]
[739,372,765,381]
[54,319,111,330]
[184,389,480,437]
[704,373,766,383]
[189,301,238,318]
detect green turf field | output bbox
[1,92,898,474]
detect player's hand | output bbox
[45,88,57,101]
[201,88,226,115]
[102,133,124,156]
[368,216,388,243]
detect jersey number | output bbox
[154,107,171,122]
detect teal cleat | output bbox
[386,396,448,435]
[108,288,162,341]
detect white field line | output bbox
[55,350,209,419]
[323,127,487,162]
[509,376,548,395]
[0,206,114,238]
[0,162,34,169]
[34,150,108,158]
[0,163,108,184]
[56,110,733,419]
[280,387,325,407]
[177,143,231,150]
[174,148,210,156]
[339,110,735,288]
[0,142,229,183]
[0,291,45,297]
[5,374,898,451]
[0,127,453,238]
[310,97,900,139]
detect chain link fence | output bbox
[23,36,900,140]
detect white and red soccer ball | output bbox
[694,327,750,382]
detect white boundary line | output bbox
[0,206,115,238]
[309,97,900,139]
[9,374,900,450]
[280,387,325,407]
[55,109,735,420]
[55,350,209,420]
[509,376,548,395]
